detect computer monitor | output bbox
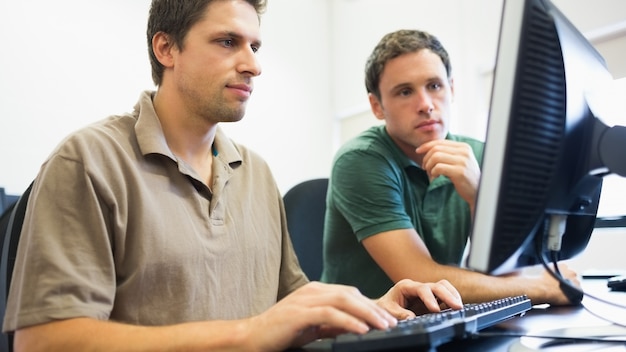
[466,0,626,275]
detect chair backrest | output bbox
[0,188,6,214]
[0,188,19,219]
[0,182,33,352]
[283,178,328,281]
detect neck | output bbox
[153,89,217,185]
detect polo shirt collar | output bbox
[134,90,175,160]
[133,90,243,169]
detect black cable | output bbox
[542,251,626,310]
[533,228,626,326]
[540,250,626,311]
[549,250,562,276]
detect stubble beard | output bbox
[209,101,246,123]
[192,88,247,124]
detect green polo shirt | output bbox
[321,125,484,298]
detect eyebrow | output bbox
[390,82,413,92]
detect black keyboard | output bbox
[331,295,532,352]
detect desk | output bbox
[300,279,626,351]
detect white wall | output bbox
[0,0,334,196]
[0,1,152,194]
[0,1,150,193]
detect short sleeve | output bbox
[330,149,414,241]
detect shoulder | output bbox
[334,125,397,164]
[331,127,407,190]
[52,114,138,162]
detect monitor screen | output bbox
[466,0,626,275]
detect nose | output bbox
[237,47,262,77]
[416,89,434,115]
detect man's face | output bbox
[169,0,262,124]
[369,49,454,159]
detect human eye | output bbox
[398,88,413,97]
[220,38,234,48]
[250,39,262,53]
[428,82,442,91]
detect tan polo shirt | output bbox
[3,91,308,332]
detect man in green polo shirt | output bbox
[322,29,581,306]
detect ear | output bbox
[368,93,385,121]
[152,32,176,68]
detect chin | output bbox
[433,129,448,141]
[419,133,445,145]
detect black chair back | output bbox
[0,182,33,352]
[283,178,328,281]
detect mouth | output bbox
[416,120,440,129]
[226,83,253,99]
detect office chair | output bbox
[0,188,6,214]
[0,188,19,218]
[0,181,33,352]
[283,178,329,281]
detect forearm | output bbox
[363,230,566,306]
[14,317,255,352]
[408,263,554,305]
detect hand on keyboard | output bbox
[330,295,532,352]
[376,279,463,320]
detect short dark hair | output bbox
[364,29,451,101]
[147,0,268,86]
